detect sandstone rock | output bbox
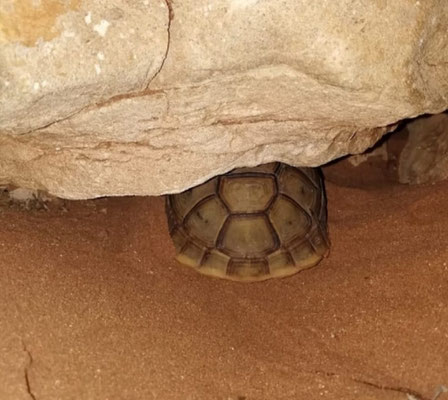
[324,112,448,187]
[0,0,169,133]
[1,0,448,199]
[397,113,448,184]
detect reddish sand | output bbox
[0,162,447,400]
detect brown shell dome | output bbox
[166,162,329,281]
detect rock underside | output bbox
[1,0,448,199]
[398,113,448,184]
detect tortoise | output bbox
[165,162,330,282]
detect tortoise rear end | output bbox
[166,162,329,281]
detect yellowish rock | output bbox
[0,0,447,198]
[398,113,448,184]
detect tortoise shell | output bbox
[166,162,329,281]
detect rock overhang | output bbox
[0,0,447,199]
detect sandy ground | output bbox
[0,161,447,400]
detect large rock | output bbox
[397,113,448,184]
[1,0,447,199]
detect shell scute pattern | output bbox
[166,162,330,281]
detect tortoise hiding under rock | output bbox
[165,162,330,281]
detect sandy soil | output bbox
[0,161,447,400]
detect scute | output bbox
[200,250,230,278]
[266,249,298,277]
[176,241,205,268]
[219,215,277,257]
[165,162,330,282]
[308,225,330,256]
[171,178,217,221]
[220,175,275,213]
[227,260,269,280]
[268,196,311,244]
[169,227,187,252]
[289,239,322,268]
[278,166,317,211]
[184,196,227,247]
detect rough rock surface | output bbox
[398,113,448,184]
[340,112,448,185]
[1,0,448,198]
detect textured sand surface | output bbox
[0,166,447,400]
